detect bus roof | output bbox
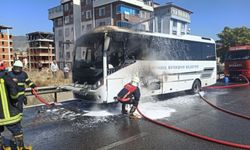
[229,45,250,51]
[86,26,215,44]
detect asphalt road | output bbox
[2,85,250,150]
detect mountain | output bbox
[13,36,28,51]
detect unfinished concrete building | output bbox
[0,25,14,67]
[26,32,55,69]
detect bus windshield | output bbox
[73,33,104,84]
[226,50,250,61]
[75,33,103,68]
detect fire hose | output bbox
[137,75,250,149]
[199,74,250,120]
[137,108,250,149]
[32,89,53,107]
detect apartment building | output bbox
[26,32,55,69]
[0,25,14,67]
[154,3,192,35]
[49,0,154,68]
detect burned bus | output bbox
[224,45,250,80]
[72,26,216,103]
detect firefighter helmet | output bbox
[131,76,140,86]
[13,60,23,68]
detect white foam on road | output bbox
[83,110,118,117]
[138,102,176,119]
[138,94,204,119]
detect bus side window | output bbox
[202,44,215,60]
[86,48,92,62]
[82,48,87,60]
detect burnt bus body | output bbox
[72,26,216,102]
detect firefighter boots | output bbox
[121,104,128,114]
[14,134,32,150]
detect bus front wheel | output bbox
[190,79,201,94]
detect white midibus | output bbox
[72,26,216,103]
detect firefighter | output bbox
[8,60,37,112]
[0,61,6,77]
[116,76,141,118]
[0,70,31,150]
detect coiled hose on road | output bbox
[199,74,250,120]
[137,75,250,149]
[137,107,250,149]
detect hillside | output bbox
[13,36,28,51]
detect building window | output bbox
[116,21,132,28]
[86,0,92,5]
[172,31,177,35]
[3,55,5,59]
[173,20,177,28]
[58,18,63,26]
[140,11,147,19]
[86,10,92,19]
[66,43,70,49]
[81,11,85,19]
[66,52,70,60]
[10,42,12,45]
[99,7,105,17]
[1,34,4,38]
[2,48,4,52]
[2,41,4,45]
[10,48,12,52]
[82,25,85,31]
[86,24,92,31]
[65,28,70,37]
[64,3,69,12]
[64,16,70,24]
[58,29,63,36]
[99,22,106,26]
[116,4,139,15]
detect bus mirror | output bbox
[104,34,110,51]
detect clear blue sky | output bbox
[1,0,250,40]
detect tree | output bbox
[217,26,250,62]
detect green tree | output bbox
[217,26,250,62]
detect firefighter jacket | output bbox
[117,83,141,105]
[8,71,36,100]
[0,74,22,126]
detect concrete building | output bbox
[26,32,55,69]
[0,25,14,67]
[154,2,192,35]
[49,0,154,68]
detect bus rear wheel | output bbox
[189,79,201,94]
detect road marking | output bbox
[97,132,148,150]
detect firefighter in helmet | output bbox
[116,76,141,117]
[0,61,6,77]
[8,60,37,112]
[0,69,31,150]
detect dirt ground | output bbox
[25,69,74,106]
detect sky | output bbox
[1,0,250,40]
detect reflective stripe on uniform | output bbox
[28,82,34,87]
[0,113,22,126]
[10,91,25,99]
[17,83,25,86]
[25,78,30,82]
[0,79,22,126]
[0,79,10,119]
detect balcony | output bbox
[94,0,153,11]
[48,5,63,20]
[61,0,71,4]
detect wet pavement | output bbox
[2,84,250,150]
